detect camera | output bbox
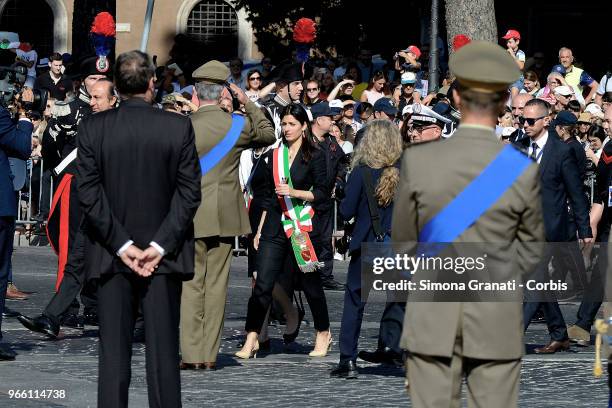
[0,64,48,115]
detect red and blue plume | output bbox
[90,12,116,73]
[293,18,316,63]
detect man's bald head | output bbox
[511,93,534,126]
[90,79,117,113]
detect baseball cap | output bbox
[553,86,573,97]
[310,101,334,119]
[551,64,566,76]
[502,29,521,40]
[401,72,417,85]
[452,34,471,51]
[401,45,421,60]
[328,99,344,115]
[373,97,398,117]
[553,110,577,127]
[410,103,451,126]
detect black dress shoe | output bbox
[530,310,546,324]
[358,349,403,367]
[330,360,358,379]
[0,344,16,361]
[60,313,84,329]
[133,327,145,343]
[180,362,206,370]
[17,314,59,339]
[2,307,21,319]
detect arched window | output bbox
[187,0,238,46]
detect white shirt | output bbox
[528,132,548,164]
[597,75,612,95]
[340,141,353,154]
[16,49,38,77]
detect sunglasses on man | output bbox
[518,115,546,126]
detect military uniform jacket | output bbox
[41,87,92,174]
[192,101,275,238]
[393,125,546,360]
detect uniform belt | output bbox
[53,148,77,177]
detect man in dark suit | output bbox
[76,50,201,408]
[519,98,592,353]
[0,90,34,360]
[310,101,349,290]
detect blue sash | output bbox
[418,145,532,244]
[199,114,245,176]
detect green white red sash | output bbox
[272,144,322,273]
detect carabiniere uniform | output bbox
[43,56,110,292]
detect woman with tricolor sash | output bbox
[236,105,332,359]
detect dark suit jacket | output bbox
[260,147,328,240]
[313,134,348,213]
[564,137,587,181]
[516,132,591,241]
[339,165,394,253]
[0,108,33,217]
[76,98,202,279]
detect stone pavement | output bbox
[0,246,607,407]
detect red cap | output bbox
[502,29,521,40]
[452,34,471,51]
[407,45,421,59]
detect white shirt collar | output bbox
[530,131,548,151]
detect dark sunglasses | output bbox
[519,115,546,126]
[249,76,261,81]
[307,87,319,92]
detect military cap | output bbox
[410,103,451,127]
[272,63,304,84]
[192,60,230,84]
[449,40,520,93]
[80,55,113,78]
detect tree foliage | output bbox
[234,0,423,60]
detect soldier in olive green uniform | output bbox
[180,61,276,369]
[393,42,546,407]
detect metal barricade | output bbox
[15,156,53,246]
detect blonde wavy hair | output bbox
[351,119,403,207]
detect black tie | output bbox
[531,142,538,161]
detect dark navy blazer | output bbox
[340,165,395,253]
[0,108,33,217]
[516,133,591,241]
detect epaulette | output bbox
[51,101,71,118]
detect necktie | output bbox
[531,142,538,161]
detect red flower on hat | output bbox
[293,18,316,44]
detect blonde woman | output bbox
[330,119,403,379]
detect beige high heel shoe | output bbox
[309,330,332,357]
[235,339,259,359]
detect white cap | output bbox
[401,72,417,85]
[328,99,344,110]
[409,103,451,125]
[401,104,414,116]
[553,85,573,97]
